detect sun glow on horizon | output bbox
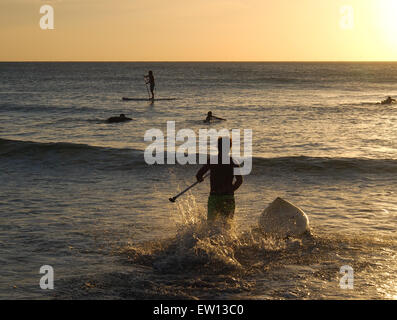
[376,0,397,53]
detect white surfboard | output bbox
[259,197,310,237]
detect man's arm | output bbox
[212,116,226,121]
[196,164,210,182]
[233,175,243,192]
[231,158,243,191]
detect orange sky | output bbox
[1,0,397,61]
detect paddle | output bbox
[169,173,210,203]
[143,76,150,99]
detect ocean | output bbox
[1,62,397,299]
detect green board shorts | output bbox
[207,194,235,221]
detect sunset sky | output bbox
[1,0,397,61]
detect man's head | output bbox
[208,111,212,116]
[120,114,126,118]
[149,71,153,76]
[217,136,231,160]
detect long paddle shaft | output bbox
[169,174,210,203]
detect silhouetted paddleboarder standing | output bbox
[144,71,155,101]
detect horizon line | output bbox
[1,60,397,63]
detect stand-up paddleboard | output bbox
[122,97,177,101]
[259,197,310,237]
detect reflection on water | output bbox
[49,194,397,300]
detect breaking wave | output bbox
[2,138,397,176]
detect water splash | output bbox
[119,193,292,276]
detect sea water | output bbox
[1,62,397,299]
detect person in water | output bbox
[144,71,155,100]
[204,111,226,123]
[196,137,243,222]
[382,96,396,105]
[106,114,132,123]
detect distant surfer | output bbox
[196,137,243,222]
[106,114,132,123]
[144,71,155,101]
[204,111,226,123]
[381,96,396,105]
